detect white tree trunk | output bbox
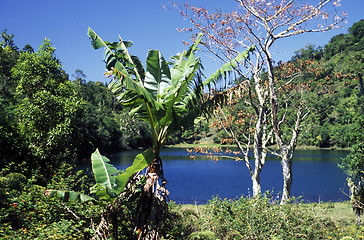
[280,147,292,203]
[252,171,262,196]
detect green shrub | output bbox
[187,230,217,240]
[46,162,93,193]
[3,173,27,190]
[337,224,364,239]
[0,166,101,239]
[186,197,344,240]
[160,202,200,239]
[0,219,84,239]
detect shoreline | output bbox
[165,143,351,151]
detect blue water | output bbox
[110,148,349,204]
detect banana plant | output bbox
[88,27,253,164]
[88,27,254,238]
[46,148,152,203]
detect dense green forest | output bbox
[0,32,154,180]
[291,19,364,148]
[212,19,364,149]
[0,19,363,239]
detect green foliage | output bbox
[339,143,364,220]
[0,37,86,180]
[187,231,217,240]
[0,163,102,239]
[172,197,362,240]
[43,148,152,239]
[12,39,66,98]
[91,30,205,150]
[270,20,364,149]
[0,31,19,99]
[0,182,94,239]
[340,237,354,240]
[1,183,67,231]
[292,44,323,61]
[159,202,199,239]
[324,19,364,59]
[89,148,150,201]
[0,173,27,190]
[19,219,84,239]
[88,28,253,154]
[157,198,364,240]
[91,149,120,192]
[46,189,95,203]
[1,30,152,183]
[0,30,17,50]
[47,148,149,206]
[72,79,151,158]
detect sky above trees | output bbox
[1,0,363,83]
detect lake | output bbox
[109,148,350,204]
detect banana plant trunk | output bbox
[136,150,168,240]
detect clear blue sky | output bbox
[1,0,363,82]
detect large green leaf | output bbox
[144,50,171,99]
[88,28,108,49]
[159,37,204,131]
[91,149,119,189]
[45,190,94,203]
[131,55,146,80]
[91,148,152,197]
[170,34,203,86]
[88,28,156,107]
[114,147,153,194]
[88,28,125,73]
[203,45,255,87]
[90,184,116,201]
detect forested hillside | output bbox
[0,31,151,180]
[293,19,364,148]
[213,19,364,149]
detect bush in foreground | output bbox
[1,173,364,240]
[165,197,364,240]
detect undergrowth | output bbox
[1,169,363,239]
[164,197,364,240]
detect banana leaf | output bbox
[45,190,94,203]
[114,147,153,194]
[91,149,118,189]
[203,45,255,87]
[144,50,171,99]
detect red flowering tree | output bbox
[175,0,345,202]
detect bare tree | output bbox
[208,74,273,197]
[176,0,345,202]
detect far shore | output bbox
[165,143,351,151]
